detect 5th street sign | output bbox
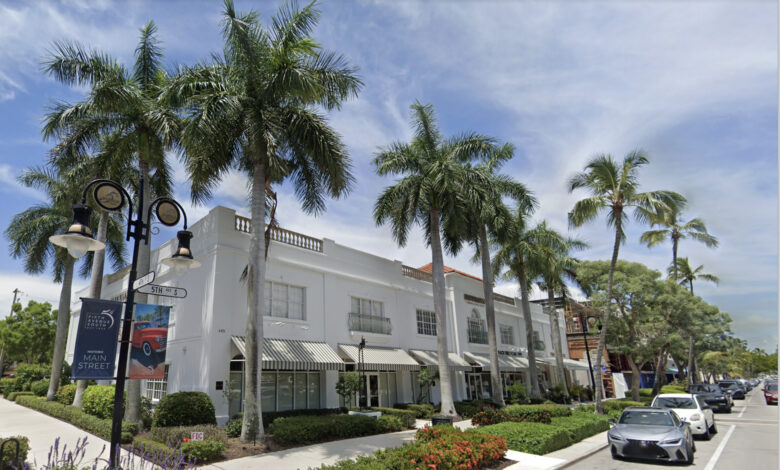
[136,284,187,299]
[132,271,155,291]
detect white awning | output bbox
[409,349,472,371]
[535,356,591,371]
[232,336,344,370]
[464,352,529,371]
[338,344,421,371]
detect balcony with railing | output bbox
[235,215,323,253]
[467,320,488,344]
[401,265,432,282]
[348,312,392,335]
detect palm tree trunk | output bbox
[73,211,109,408]
[594,212,622,414]
[625,353,641,402]
[546,287,569,398]
[47,257,74,400]
[517,263,541,399]
[689,280,694,296]
[430,208,455,416]
[672,236,678,281]
[125,159,151,429]
[479,225,504,406]
[241,158,267,442]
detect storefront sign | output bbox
[190,432,204,441]
[71,298,123,379]
[129,303,171,380]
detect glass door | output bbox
[368,374,380,407]
[466,373,482,400]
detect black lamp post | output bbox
[49,176,199,466]
[576,313,602,395]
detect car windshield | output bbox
[619,411,674,426]
[767,383,778,392]
[654,397,696,409]
[719,382,738,390]
[692,385,718,393]
[136,322,157,330]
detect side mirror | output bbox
[608,418,617,425]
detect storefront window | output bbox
[388,373,397,406]
[308,373,320,408]
[278,372,294,411]
[261,373,276,412]
[379,373,389,406]
[295,372,308,410]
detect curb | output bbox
[549,442,609,469]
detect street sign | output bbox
[136,284,187,299]
[132,271,155,291]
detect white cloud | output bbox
[0,272,88,320]
[0,164,46,201]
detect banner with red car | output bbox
[129,303,170,380]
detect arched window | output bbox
[467,309,487,344]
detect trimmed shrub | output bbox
[551,414,610,443]
[0,378,16,395]
[153,392,216,428]
[545,384,570,404]
[369,407,416,428]
[148,425,227,446]
[14,364,48,391]
[261,408,345,428]
[225,414,242,438]
[478,421,571,455]
[0,436,29,470]
[376,415,403,433]
[472,408,511,426]
[269,414,385,445]
[30,379,49,397]
[453,400,501,418]
[507,383,529,404]
[505,404,571,422]
[394,403,437,419]
[7,392,33,401]
[604,400,644,411]
[180,440,225,462]
[55,384,77,405]
[82,385,120,419]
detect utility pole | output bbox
[0,288,21,377]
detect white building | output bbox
[65,206,588,423]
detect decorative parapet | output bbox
[401,265,433,282]
[234,215,323,253]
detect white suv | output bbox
[651,393,717,440]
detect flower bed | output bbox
[319,425,507,469]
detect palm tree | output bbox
[534,224,587,399]
[461,145,535,406]
[166,0,361,442]
[640,208,718,281]
[42,21,179,426]
[493,208,557,399]
[374,101,495,415]
[5,166,124,401]
[567,151,685,413]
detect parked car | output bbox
[718,380,746,399]
[608,407,695,464]
[763,382,777,405]
[131,321,167,357]
[651,394,717,440]
[689,383,732,413]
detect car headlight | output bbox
[689,413,702,421]
[609,433,625,441]
[660,438,682,445]
[155,336,161,341]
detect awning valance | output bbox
[232,336,344,370]
[535,356,591,371]
[338,344,420,371]
[464,352,529,371]
[409,349,472,371]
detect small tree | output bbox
[335,372,361,407]
[416,369,434,404]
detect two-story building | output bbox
[65,206,589,423]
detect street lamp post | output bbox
[576,313,602,398]
[49,176,199,467]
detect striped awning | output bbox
[338,344,421,371]
[409,349,472,371]
[464,352,529,371]
[232,336,344,370]
[535,356,591,371]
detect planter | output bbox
[431,416,454,426]
[348,410,381,418]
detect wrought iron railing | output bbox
[348,312,392,335]
[467,320,488,344]
[234,215,323,253]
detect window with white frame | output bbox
[500,324,514,345]
[264,281,305,320]
[144,365,169,401]
[416,309,437,336]
[533,330,545,350]
[351,296,384,317]
[467,309,488,344]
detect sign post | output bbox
[136,284,187,298]
[133,271,155,291]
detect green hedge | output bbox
[376,415,403,433]
[148,425,227,446]
[6,392,33,402]
[269,414,390,445]
[82,385,120,420]
[14,395,135,443]
[604,400,644,411]
[261,408,345,428]
[551,414,610,443]
[505,404,571,421]
[0,378,17,395]
[180,440,225,463]
[394,403,437,419]
[369,407,416,428]
[55,384,77,405]
[30,379,49,397]
[454,400,502,418]
[478,421,571,455]
[14,364,48,391]
[0,436,29,470]
[153,392,216,428]
[132,438,184,461]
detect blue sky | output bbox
[0,1,776,351]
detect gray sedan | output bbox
[608,407,695,464]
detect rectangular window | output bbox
[294,372,308,410]
[277,372,294,411]
[144,365,169,401]
[500,325,514,345]
[307,373,320,409]
[533,330,545,351]
[261,373,276,412]
[388,372,397,406]
[264,281,305,320]
[468,319,488,344]
[351,296,384,317]
[416,309,437,336]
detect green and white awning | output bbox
[535,356,591,371]
[231,336,344,370]
[464,352,529,371]
[409,349,472,371]
[338,344,421,371]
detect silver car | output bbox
[608,407,695,464]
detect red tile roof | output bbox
[416,263,483,282]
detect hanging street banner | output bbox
[71,298,123,380]
[129,303,171,380]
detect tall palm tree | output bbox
[374,101,495,415]
[493,208,558,399]
[462,145,535,406]
[533,224,587,399]
[567,151,685,413]
[5,166,125,401]
[640,208,718,281]
[166,0,361,442]
[42,21,179,426]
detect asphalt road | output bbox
[571,386,778,469]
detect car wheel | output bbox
[702,425,712,441]
[710,421,717,434]
[726,405,732,413]
[692,440,696,452]
[142,342,153,357]
[686,442,695,465]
